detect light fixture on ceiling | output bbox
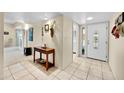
[44,17,48,20]
[86,17,93,21]
[25,24,29,30]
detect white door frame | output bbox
[72,22,80,56]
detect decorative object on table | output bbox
[4,31,9,35]
[44,44,46,48]
[50,20,56,38]
[39,59,45,63]
[45,24,49,31]
[29,27,33,41]
[44,44,47,49]
[41,44,47,49]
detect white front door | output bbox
[87,23,108,61]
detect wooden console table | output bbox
[33,47,55,71]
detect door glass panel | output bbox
[82,27,86,55]
[93,32,99,49]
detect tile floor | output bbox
[4,47,115,80]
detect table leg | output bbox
[33,50,35,63]
[53,50,55,66]
[40,53,42,60]
[46,54,48,71]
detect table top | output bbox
[34,46,54,52]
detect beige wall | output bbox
[109,12,124,79]
[4,23,16,48]
[0,13,4,79]
[62,16,73,69]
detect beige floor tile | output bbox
[80,62,91,67]
[9,66,25,74]
[56,71,72,80]
[73,59,82,64]
[36,76,48,80]
[70,62,81,68]
[70,76,81,80]
[90,65,102,71]
[90,60,102,65]
[9,63,22,69]
[103,72,115,80]
[26,65,39,73]
[4,75,14,80]
[77,64,90,73]
[13,70,29,80]
[4,69,12,78]
[22,62,35,69]
[48,69,61,76]
[73,69,87,80]
[21,61,30,66]
[88,68,102,78]
[17,74,36,80]
[52,77,60,80]
[46,67,59,74]
[102,64,111,73]
[47,74,56,80]
[9,64,25,74]
[87,74,102,80]
[35,66,50,74]
[31,70,48,80]
[64,65,77,74]
[4,67,9,71]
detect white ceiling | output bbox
[5,12,115,25]
[5,12,62,24]
[63,12,115,24]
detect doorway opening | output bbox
[16,29,24,53]
[73,30,76,54]
[72,22,80,61]
[80,27,86,56]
